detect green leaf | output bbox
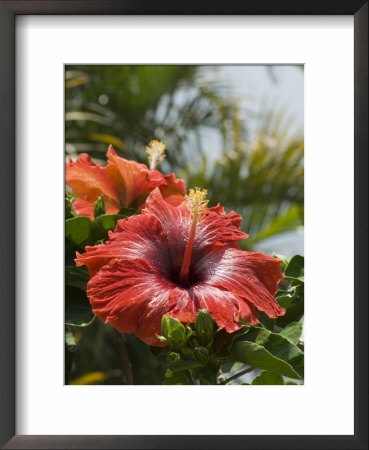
[91,214,125,240]
[117,207,138,217]
[169,360,199,372]
[197,367,218,385]
[65,266,90,291]
[93,214,117,232]
[230,361,245,373]
[279,322,303,345]
[65,286,95,327]
[276,284,304,327]
[251,329,304,378]
[276,285,301,309]
[91,212,139,243]
[66,208,137,248]
[231,340,302,380]
[163,369,193,385]
[245,327,304,373]
[65,192,76,219]
[251,370,284,385]
[272,253,290,273]
[284,255,304,282]
[65,216,92,246]
[169,352,180,362]
[94,195,106,218]
[185,326,193,344]
[214,325,250,355]
[257,311,276,331]
[244,326,270,345]
[243,326,303,365]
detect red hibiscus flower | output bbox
[66,141,186,219]
[75,188,285,346]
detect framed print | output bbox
[63,62,305,389]
[0,1,367,449]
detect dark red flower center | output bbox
[169,258,205,288]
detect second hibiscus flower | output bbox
[66,141,186,219]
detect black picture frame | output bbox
[0,1,367,449]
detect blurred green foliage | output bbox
[65,65,303,250]
[66,65,235,169]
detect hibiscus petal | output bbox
[159,173,187,207]
[135,170,186,211]
[71,198,119,219]
[87,258,195,345]
[142,188,189,272]
[66,154,120,206]
[87,258,167,344]
[208,204,242,229]
[196,209,248,247]
[135,286,197,345]
[188,283,259,333]
[194,247,285,320]
[105,145,151,207]
[241,251,286,296]
[145,168,167,189]
[75,213,170,277]
[72,198,94,219]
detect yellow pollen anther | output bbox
[184,187,209,221]
[179,187,208,285]
[145,140,166,169]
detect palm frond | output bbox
[184,107,304,249]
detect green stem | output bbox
[115,331,133,385]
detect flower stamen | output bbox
[179,188,208,285]
[145,140,166,169]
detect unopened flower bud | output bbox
[94,195,106,218]
[195,309,215,344]
[193,346,209,365]
[161,315,186,348]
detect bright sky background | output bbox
[202,65,304,256]
[220,65,304,132]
